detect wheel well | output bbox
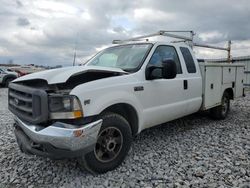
[224,88,234,100]
[101,103,139,136]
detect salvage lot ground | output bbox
[0,88,250,188]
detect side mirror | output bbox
[162,59,177,79]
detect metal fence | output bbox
[205,56,250,87]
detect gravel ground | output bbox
[0,88,250,188]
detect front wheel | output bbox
[78,112,132,174]
[210,92,230,119]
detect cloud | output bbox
[134,8,175,22]
[0,0,250,65]
[16,17,30,26]
[198,31,227,43]
[16,0,23,8]
[112,26,127,34]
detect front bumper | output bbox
[14,116,102,159]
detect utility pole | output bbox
[72,32,78,66]
[73,50,76,66]
[227,40,232,63]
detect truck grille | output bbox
[8,83,48,124]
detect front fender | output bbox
[87,90,142,116]
[70,84,144,132]
[69,72,145,131]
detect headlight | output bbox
[49,95,83,119]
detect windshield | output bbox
[86,43,152,72]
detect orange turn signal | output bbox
[73,129,84,137]
[73,110,83,118]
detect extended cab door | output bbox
[140,45,188,128]
[178,46,202,114]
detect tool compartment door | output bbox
[235,66,244,97]
[204,67,222,109]
[223,67,236,84]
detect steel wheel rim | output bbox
[94,127,123,163]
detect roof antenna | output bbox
[72,33,78,66]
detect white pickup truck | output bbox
[8,32,245,173]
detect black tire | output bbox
[210,92,230,120]
[78,112,132,174]
[5,78,14,87]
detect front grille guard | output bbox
[8,83,48,124]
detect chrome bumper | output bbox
[14,116,102,151]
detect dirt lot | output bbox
[0,88,250,188]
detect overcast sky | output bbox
[1,0,250,66]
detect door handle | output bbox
[184,80,188,90]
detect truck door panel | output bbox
[142,78,186,128]
[179,47,202,114]
[141,45,186,128]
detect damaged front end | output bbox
[8,67,125,159]
[8,81,102,159]
[9,66,127,123]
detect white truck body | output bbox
[9,39,245,173]
[70,43,203,131]
[13,42,244,132]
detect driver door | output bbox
[140,45,186,128]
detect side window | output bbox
[147,45,182,78]
[180,47,196,73]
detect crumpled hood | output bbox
[13,65,127,84]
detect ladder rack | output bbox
[112,30,231,63]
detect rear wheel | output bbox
[78,112,132,174]
[210,92,230,119]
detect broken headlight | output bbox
[49,95,83,119]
